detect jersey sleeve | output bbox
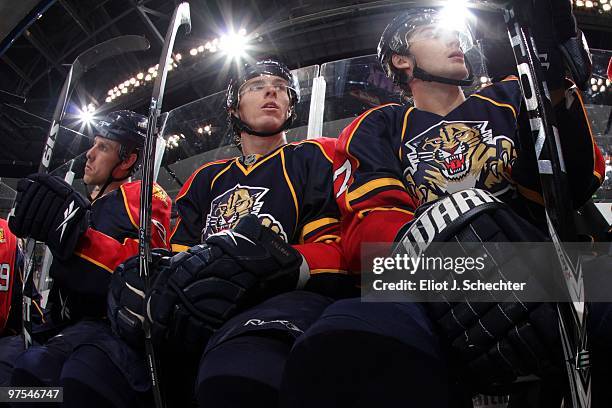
[554,81,604,205]
[512,79,604,208]
[289,138,354,297]
[0,226,18,334]
[52,182,172,297]
[5,244,23,333]
[333,105,418,272]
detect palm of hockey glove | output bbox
[107,249,172,349]
[9,173,90,260]
[558,29,592,91]
[161,215,303,352]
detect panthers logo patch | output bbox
[403,120,516,204]
[203,184,288,242]
[153,184,169,207]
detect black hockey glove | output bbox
[393,189,563,394]
[202,214,305,303]
[533,0,592,91]
[107,249,172,349]
[9,173,90,260]
[558,29,592,91]
[152,215,303,353]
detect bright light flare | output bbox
[438,0,474,33]
[78,106,94,124]
[219,29,249,60]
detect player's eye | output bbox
[242,80,289,94]
[272,83,289,92]
[250,85,266,92]
[242,80,265,93]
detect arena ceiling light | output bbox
[71,103,98,137]
[102,30,252,106]
[439,0,475,33]
[219,28,249,61]
[78,103,96,124]
[573,0,612,13]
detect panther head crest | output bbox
[417,123,481,180]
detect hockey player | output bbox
[0,219,23,337]
[3,110,171,406]
[0,218,29,387]
[106,59,352,407]
[280,5,605,408]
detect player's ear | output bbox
[122,152,137,169]
[113,152,137,178]
[392,54,413,76]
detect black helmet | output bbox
[86,110,147,200]
[377,8,474,92]
[94,110,147,163]
[226,59,300,139]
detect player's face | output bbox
[236,75,292,133]
[84,136,121,186]
[407,24,469,81]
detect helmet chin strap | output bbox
[412,65,474,86]
[230,112,294,138]
[85,160,130,202]
[401,55,475,88]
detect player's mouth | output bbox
[448,50,464,61]
[261,102,279,111]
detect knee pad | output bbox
[12,346,64,386]
[280,300,449,408]
[298,299,440,358]
[196,334,290,407]
[281,329,450,408]
[0,335,24,386]
[60,345,149,408]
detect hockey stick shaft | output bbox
[138,4,190,408]
[503,4,589,407]
[19,35,150,349]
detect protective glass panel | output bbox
[320,55,401,139]
[157,65,319,200]
[0,181,16,220]
[583,49,612,201]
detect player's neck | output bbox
[240,133,287,157]
[412,82,466,117]
[92,178,129,200]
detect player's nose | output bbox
[264,85,278,98]
[446,33,460,49]
[85,146,97,162]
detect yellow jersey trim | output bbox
[472,94,517,118]
[120,184,138,229]
[347,177,405,203]
[171,243,190,253]
[280,149,300,231]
